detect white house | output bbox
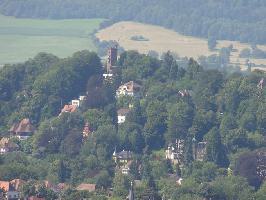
[117,108,130,124]
[71,96,87,108]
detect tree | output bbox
[204,127,229,167]
[255,182,266,200]
[234,151,262,189]
[166,101,194,142]
[113,172,130,198]
[143,100,167,149]
[210,176,254,200]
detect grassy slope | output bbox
[0,15,104,65]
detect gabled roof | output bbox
[60,105,77,114]
[76,183,96,192]
[0,181,10,192]
[9,118,35,134]
[117,108,130,116]
[115,150,133,160]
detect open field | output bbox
[0,15,103,65]
[96,21,266,71]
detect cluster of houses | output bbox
[0,179,97,200]
[113,149,133,175]
[165,139,207,166]
[0,118,35,154]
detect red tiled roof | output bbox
[60,105,77,114]
[0,181,10,192]
[76,183,96,192]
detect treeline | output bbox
[1,0,266,44]
[0,50,266,199]
[0,51,101,132]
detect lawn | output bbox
[0,15,104,65]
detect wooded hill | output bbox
[1,0,266,44]
[0,49,265,199]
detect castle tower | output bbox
[107,45,118,73]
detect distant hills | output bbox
[0,0,266,44]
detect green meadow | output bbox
[0,15,104,65]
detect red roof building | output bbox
[59,105,77,116]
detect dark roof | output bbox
[116,150,133,160]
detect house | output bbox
[9,118,35,140]
[0,138,19,154]
[113,150,133,165]
[165,139,185,165]
[59,105,77,116]
[76,183,96,192]
[193,141,207,161]
[71,96,87,108]
[117,108,130,124]
[116,81,141,97]
[0,180,22,200]
[59,96,86,116]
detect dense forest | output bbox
[0,49,265,199]
[1,0,266,44]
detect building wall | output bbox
[118,115,126,124]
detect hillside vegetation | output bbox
[1,0,266,44]
[0,50,265,199]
